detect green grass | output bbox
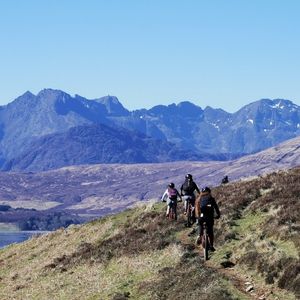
[11,244,182,300]
[219,278,251,300]
[233,211,267,234]
[210,240,238,264]
[273,239,299,259]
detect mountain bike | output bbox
[202,221,210,260]
[184,195,195,227]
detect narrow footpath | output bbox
[178,230,283,300]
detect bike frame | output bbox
[184,195,194,227]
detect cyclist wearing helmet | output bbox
[196,187,220,251]
[161,183,182,219]
[221,175,229,184]
[180,174,200,215]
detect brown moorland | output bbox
[0,167,299,299]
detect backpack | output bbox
[182,181,195,195]
[200,195,214,216]
[167,187,177,199]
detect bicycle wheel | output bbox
[202,227,209,260]
[173,204,177,220]
[169,205,175,220]
[186,204,192,227]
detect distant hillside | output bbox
[1,89,300,169]
[2,123,219,172]
[0,167,298,299]
[0,135,300,230]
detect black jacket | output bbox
[200,192,220,220]
[180,179,200,196]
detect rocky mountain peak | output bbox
[37,89,72,102]
[8,90,36,106]
[95,95,129,116]
[22,90,35,98]
[240,98,297,113]
[270,98,297,110]
[148,101,203,118]
[204,106,231,120]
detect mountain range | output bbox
[1,89,300,170]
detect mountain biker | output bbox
[161,183,182,219]
[221,175,229,184]
[196,187,220,251]
[180,174,200,216]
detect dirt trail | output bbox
[178,230,273,300]
[206,260,270,300]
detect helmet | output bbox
[185,174,193,180]
[168,182,175,188]
[201,186,211,193]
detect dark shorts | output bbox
[168,198,177,208]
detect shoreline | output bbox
[0,222,20,232]
[0,230,49,249]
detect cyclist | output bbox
[180,174,200,216]
[221,175,229,184]
[196,187,220,251]
[161,183,182,219]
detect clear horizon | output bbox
[1,0,300,112]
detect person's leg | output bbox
[195,197,200,219]
[196,218,203,245]
[166,206,170,216]
[183,196,188,214]
[166,198,171,216]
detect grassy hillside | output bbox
[0,168,299,300]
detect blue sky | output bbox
[0,0,300,112]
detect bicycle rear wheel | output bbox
[202,227,209,260]
[169,205,175,220]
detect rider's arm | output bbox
[176,189,182,201]
[194,182,200,194]
[161,189,168,202]
[195,194,201,218]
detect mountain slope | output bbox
[0,167,298,299]
[129,98,300,154]
[0,89,111,164]
[229,98,300,153]
[2,123,216,171]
